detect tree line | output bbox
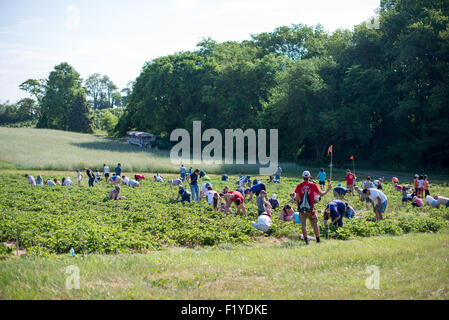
[15,64,131,134]
[116,0,449,168]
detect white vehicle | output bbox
[126,131,156,147]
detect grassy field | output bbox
[0,127,304,175]
[1,232,448,299]
[1,127,449,300]
[3,127,448,181]
[0,127,178,173]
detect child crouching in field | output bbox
[176,186,191,203]
[109,186,125,201]
[77,169,82,187]
[402,184,411,206]
[279,204,295,222]
[412,196,424,207]
[95,170,101,183]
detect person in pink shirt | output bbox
[345,170,356,196]
[411,196,424,207]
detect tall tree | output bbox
[37,62,84,130]
[68,89,93,133]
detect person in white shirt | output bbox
[128,179,140,188]
[202,185,216,205]
[122,175,130,186]
[25,174,36,185]
[154,174,163,182]
[362,188,388,220]
[251,211,272,233]
[103,164,110,180]
[77,169,82,187]
[45,179,56,187]
[95,171,101,183]
[426,195,449,208]
[200,182,212,198]
[62,177,73,186]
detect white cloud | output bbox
[174,0,198,9]
[19,18,46,26]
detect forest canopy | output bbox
[116,0,449,168]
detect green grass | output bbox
[1,232,448,299]
[0,127,178,173]
[0,127,301,175]
[3,127,447,181]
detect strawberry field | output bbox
[1,172,448,256]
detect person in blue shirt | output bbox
[269,194,280,209]
[275,166,282,181]
[188,167,192,175]
[186,169,200,201]
[236,186,249,197]
[247,183,267,201]
[316,168,326,189]
[36,175,43,186]
[222,174,228,181]
[323,200,347,228]
[333,184,350,200]
[115,163,122,176]
[180,165,186,182]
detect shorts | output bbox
[374,201,387,214]
[319,181,325,187]
[275,174,281,180]
[347,185,354,191]
[105,173,110,179]
[298,211,318,228]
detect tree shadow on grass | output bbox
[69,140,170,156]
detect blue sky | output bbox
[0,0,380,102]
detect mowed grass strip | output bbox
[1,232,448,300]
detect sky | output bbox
[0,0,380,103]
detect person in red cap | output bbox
[295,170,331,244]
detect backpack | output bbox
[298,189,312,213]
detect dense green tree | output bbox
[67,89,93,133]
[36,62,93,133]
[100,110,118,136]
[85,74,120,109]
